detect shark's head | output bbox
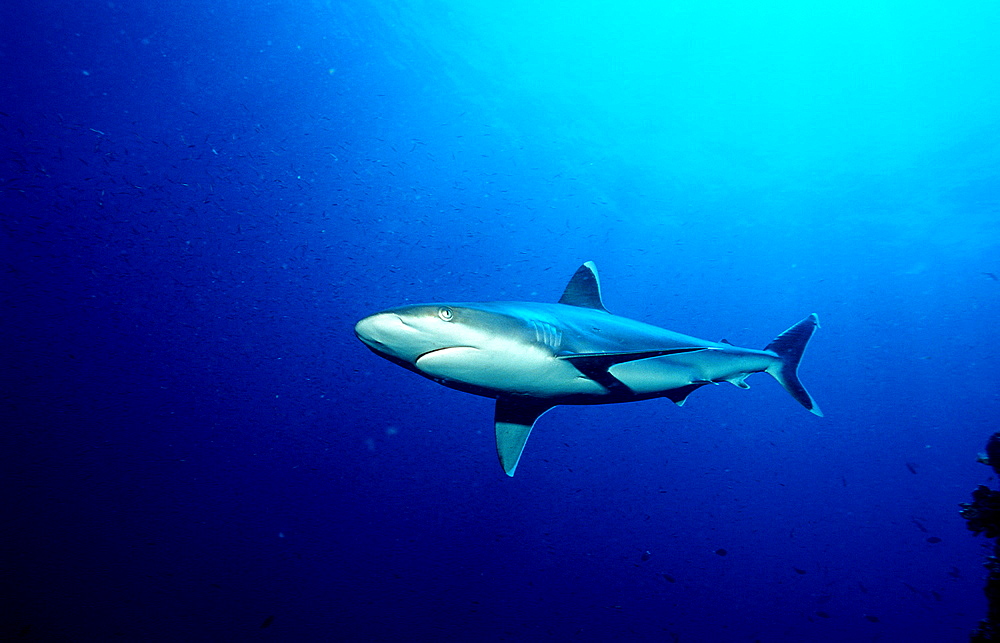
[355,304,489,364]
[356,302,535,363]
[354,303,561,395]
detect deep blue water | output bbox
[5,1,1000,641]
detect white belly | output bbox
[610,351,776,395]
[609,357,703,395]
[415,345,605,398]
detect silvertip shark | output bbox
[355,262,822,476]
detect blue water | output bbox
[5,1,1000,640]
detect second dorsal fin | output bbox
[558,261,607,312]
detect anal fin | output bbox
[495,397,554,477]
[663,382,708,406]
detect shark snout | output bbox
[354,312,402,349]
[354,311,443,364]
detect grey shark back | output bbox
[354,262,823,476]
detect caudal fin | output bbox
[764,314,823,417]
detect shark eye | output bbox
[437,307,454,322]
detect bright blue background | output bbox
[5,1,1000,640]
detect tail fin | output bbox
[764,314,823,417]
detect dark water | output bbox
[5,1,1000,640]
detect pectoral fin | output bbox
[495,398,554,477]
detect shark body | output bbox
[355,262,822,476]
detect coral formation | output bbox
[963,433,1000,641]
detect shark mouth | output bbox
[415,346,479,363]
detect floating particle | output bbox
[662,574,676,583]
[926,536,942,544]
[715,548,728,556]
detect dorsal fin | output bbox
[558,261,608,312]
[720,338,734,346]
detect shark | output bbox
[354,262,822,476]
